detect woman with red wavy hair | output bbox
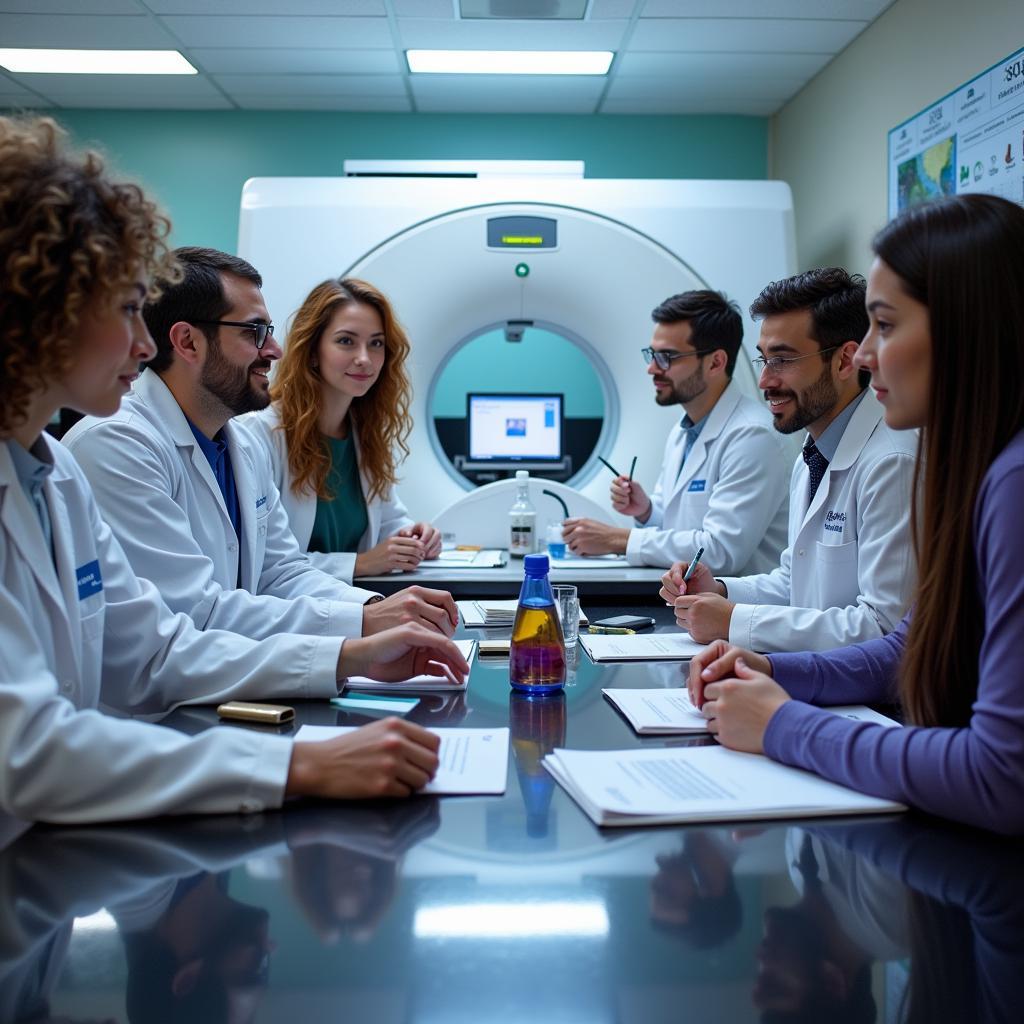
[248,278,441,583]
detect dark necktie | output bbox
[803,442,828,503]
[676,418,701,481]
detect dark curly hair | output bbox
[0,116,178,434]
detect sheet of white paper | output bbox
[344,639,476,692]
[458,599,588,628]
[549,553,629,569]
[543,744,904,824]
[602,688,707,733]
[581,632,704,661]
[295,725,509,795]
[428,549,506,569]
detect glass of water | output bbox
[551,584,579,647]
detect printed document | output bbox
[581,632,704,662]
[549,553,629,569]
[542,744,905,826]
[458,599,588,628]
[428,549,507,568]
[603,691,901,736]
[343,639,476,692]
[296,725,509,795]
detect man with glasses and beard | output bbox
[562,290,790,574]
[64,247,458,645]
[662,269,917,652]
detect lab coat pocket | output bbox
[679,491,711,525]
[814,540,858,609]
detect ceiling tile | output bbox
[459,0,587,17]
[232,93,410,110]
[11,72,225,98]
[54,93,234,108]
[590,0,638,17]
[600,94,780,115]
[640,0,893,18]
[188,47,399,74]
[398,17,628,48]
[0,13,178,47]
[160,15,393,48]
[213,72,407,96]
[147,1,385,13]
[606,73,803,103]
[0,1,143,11]
[629,17,866,52]
[391,0,453,16]
[616,50,831,78]
[412,73,603,112]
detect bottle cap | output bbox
[516,469,529,481]
[523,553,549,577]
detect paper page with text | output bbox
[602,688,707,733]
[543,745,905,826]
[342,639,476,692]
[296,725,508,795]
[581,632,704,662]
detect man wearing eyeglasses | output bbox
[661,268,917,652]
[562,289,789,575]
[63,247,459,655]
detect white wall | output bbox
[771,0,1021,273]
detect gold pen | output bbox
[587,625,636,635]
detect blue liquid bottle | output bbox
[509,553,566,693]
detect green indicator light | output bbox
[515,262,530,278]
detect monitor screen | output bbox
[467,393,563,461]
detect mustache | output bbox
[763,389,794,401]
[248,359,273,373]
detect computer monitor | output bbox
[467,393,564,462]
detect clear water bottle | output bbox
[510,553,566,694]
[508,469,536,557]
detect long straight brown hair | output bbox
[270,278,412,502]
[872,195,1024,726]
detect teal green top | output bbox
[308,434,369,555]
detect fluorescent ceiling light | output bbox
[414,900,610,939]
[0,49,197,75]
[406,50,613,75]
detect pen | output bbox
[681,545,705,584]
[588,625,636,635]
[597,455,621,477]
[627,455,637,482]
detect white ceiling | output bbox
[0,0,896,115]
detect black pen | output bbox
[597,455,621,477]
[627,455,637,482]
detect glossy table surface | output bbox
[3,608,1022,1023]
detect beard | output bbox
[765,361,838,434]
[201,342,272,417]
[653,364,707,407]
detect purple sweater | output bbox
[763,431,1024,834]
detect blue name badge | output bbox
[76,560,103,601]
[255,495,267,509]
[687,480,707,493]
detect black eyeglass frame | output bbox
[191,319,275,350]
[640,346,715,371]
[751,344,845,374]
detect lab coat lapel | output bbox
[226,423,258,589]
[46,467,88,672]
[0,447,73,657]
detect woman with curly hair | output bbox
[246,278,441,582]
[0,116,465,828]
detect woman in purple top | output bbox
[687,193,1024,834]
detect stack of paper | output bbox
[581,632,704,662]
[603,690,902,736]
[549,553,629,569]
[296,724,509,795]
[458,599,588,628]
[428,549,507,569]
[542,744,906,826]
[342,639,476,693]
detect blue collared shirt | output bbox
[7,436,55,562]
[810,388,867,463]
[676,412,709,481]
[186,419,241,540]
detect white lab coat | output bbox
[0,437,343,827]
[63,371,378,641]
[721,391,917,652]
[243,406,414,584]
[626,383,790,574]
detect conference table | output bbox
[3,607,1021,1023]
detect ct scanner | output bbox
[238,162,796,521]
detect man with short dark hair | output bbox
[64,247,457,643]
[563,289,789,574]
[663,268,917,652]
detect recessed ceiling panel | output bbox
[459,0,589,18]
[161,15,392,48]
[398,17,628,49]
[0,13,177,48]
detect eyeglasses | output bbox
[752,344,844,374]
[192,319,275,350]
[641,346,712,371]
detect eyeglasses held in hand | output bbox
[752,344,844,374]
[641,346,712,371]
[192,319,275,350]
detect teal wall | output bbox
[52,109,769,254]
[432,326,604,419]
